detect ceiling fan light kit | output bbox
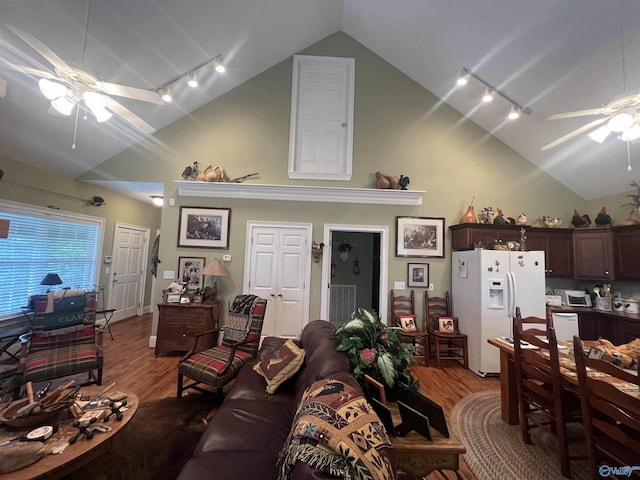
[454,66,531,121]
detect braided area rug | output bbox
[450,390,589,480]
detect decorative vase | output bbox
[459,205,477,224]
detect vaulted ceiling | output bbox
[1,0,639,201]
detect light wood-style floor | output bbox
[63,314,501,479]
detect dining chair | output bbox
[177,294,267,398]
[512,314,581,478]
[390,289,415,322]
[17,289,103,397]
[515,305,554,332]
[425,291,468,368]
[572,335,640,478]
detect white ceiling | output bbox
[0,0,639,203]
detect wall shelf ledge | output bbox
[174,181,424,205]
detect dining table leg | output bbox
[498,348,519,425]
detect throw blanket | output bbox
[223,295,259,342]
[278,379,395,480]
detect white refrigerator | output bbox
[451,249,546,376]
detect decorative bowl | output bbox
[0,399,71,429]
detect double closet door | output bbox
[244,222,312,339]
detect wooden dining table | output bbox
[487,337,640,425]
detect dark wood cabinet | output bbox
[525,228,573,278]
[156,302,219,356]
[572,228,614,280]
[612,224,640,281]
[449,224,523,250]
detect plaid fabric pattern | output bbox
[179,346,253,386]
[23,342,100,383]
[29,325,96,352]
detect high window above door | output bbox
[288,55,355,181]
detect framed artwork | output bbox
[395,216,445,258]
[177,207,231,249]
[397,314,417,332]
[407,263,429,288]
[178,256,205,292]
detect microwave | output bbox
[558,289,592,308]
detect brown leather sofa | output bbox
[177,320,386,480]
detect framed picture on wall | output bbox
[395,216,445,258]
[407,263,429,288]
[177,206,231,249]
[178,256,205,292]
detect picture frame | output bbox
[395,216,445,258]
[397,314,417,332]
[180,296,191,304]
[177,206,231,249]
[178,256,206,292]
[407,263,429,288]
[166,293,181,303]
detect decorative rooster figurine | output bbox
[571,210,591,228]
[594,206,612,227]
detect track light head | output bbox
[482,89,494,103]
[187,72,198,88]
[161,88,172,103]
[456,69,469,86]
[508,105,520,120]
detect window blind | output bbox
[0,200,104,319]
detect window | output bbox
[0,200,104,319]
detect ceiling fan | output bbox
[0,24,163,134]
[541,91,640,150]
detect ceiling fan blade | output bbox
[103,96,156,134]
[0,61,57,80]
[6,25,72,73]
[541,116,610,150]
[100,81,163,105]
[547,108,610,120]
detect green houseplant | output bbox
[333,307,420,393]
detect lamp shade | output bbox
[201,259,229,276]
[40,273,63,286]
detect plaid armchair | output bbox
[177,294,267,398]
[17,290,103,394]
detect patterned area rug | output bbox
[450,390,589,480]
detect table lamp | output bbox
[40,273,63,292]
[201,259,229,302]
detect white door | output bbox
[244,222,311,339]
[109,223,149,322]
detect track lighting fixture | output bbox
[161,88,172,103]
[454,66,531,120]
[482,89,494,103]
[187,72,198,88]
[156,53,227,104]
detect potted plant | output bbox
[333,307,421,394]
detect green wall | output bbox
[0,155,162,311]
[79,32,595,333]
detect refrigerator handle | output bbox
[507,271,516,318]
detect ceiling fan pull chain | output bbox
[72,104,80,150]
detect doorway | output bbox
[108,222,150,322]
[320,224,388,326]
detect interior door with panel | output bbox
[109,223,149,322]
[244,222,311,339]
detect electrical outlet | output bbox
[428,283,434,291]
[222,254,232,262]
[394,281,405,290]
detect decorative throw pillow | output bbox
[253,339,305,394]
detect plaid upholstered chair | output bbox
[177,294,267,398]
[17,290,103,395]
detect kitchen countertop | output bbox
[548,305,640,321]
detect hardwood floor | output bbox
[27,314,500,479]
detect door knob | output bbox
[270,292,275,297]
[278,292,283,297]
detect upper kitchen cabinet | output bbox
[612,224,640,281]
[526,228,574,278]
[573,228,614,280]
[449,224,522,250]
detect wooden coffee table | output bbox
[0,386,138,479]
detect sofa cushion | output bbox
[224,360,298,404]
[253,339,306,394]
